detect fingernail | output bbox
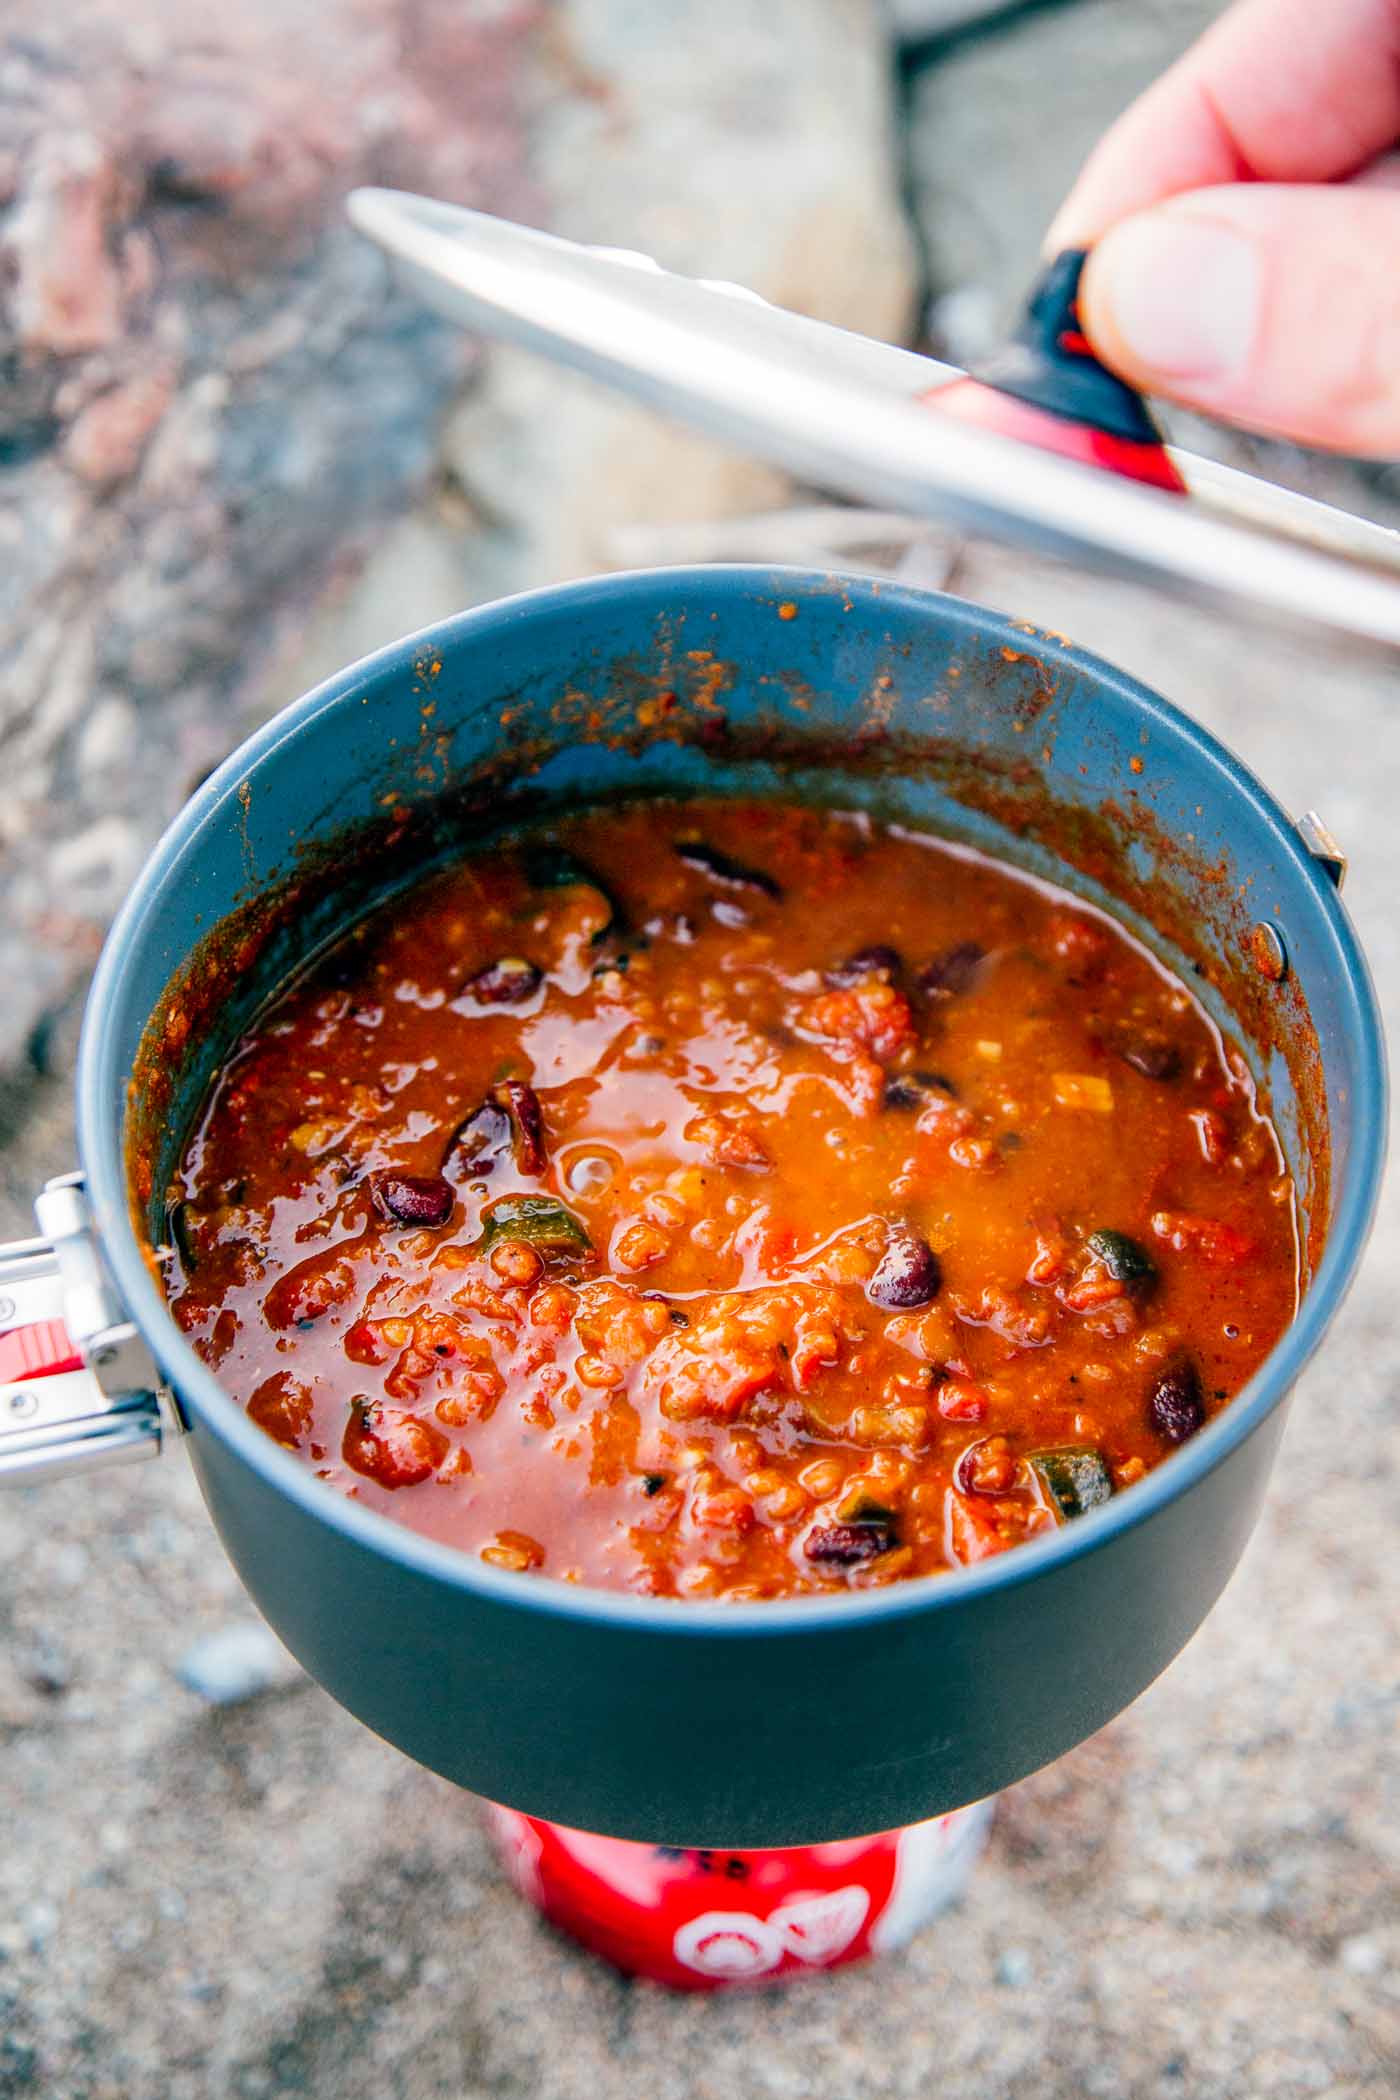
[1088,215,1261,381]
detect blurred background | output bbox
[1,4,1397,2096]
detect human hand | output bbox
[1048,0,1400,455]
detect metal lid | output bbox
[348,189,1400,653]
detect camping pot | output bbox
[0,566,1385,1845]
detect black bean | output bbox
[1086,1228,1156,1290]
[443,1097,511,1181]
[493,1079,548,1177]
[1118,1032,1182,1082]
[370,1171,455,1228]
[1149,1356,1205,1445]
[825,944,903,988]
[883,1070,958,1111]
[868,1232,942,1310]
[462,957,542,1005]
[804,1521,897,1566]
[309,932,369,990]
[641,1473,668,1497]
[919,943,986,997]
[674,839,782,897]
[166,1197,199,1272]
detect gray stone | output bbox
[891,0,1048,42]
[288,0,920,690]
[175,1622,304,1706]
[0,0,538,1080]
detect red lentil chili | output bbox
[164,798,1298,1598]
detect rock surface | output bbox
[0,0,540,1078]
[908,0,1226,357]
[283,0,919,694]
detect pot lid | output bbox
[347,189,1400,653]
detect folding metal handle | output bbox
[0,1174,182,1485]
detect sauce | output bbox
[165,798,1298,1598]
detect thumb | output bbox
[1077,184,1400,456]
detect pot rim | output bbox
[77,564,1389,1638]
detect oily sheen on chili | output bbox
[165,799,1298,1598]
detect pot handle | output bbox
[0,1174,184,1484]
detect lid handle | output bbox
[0,1175,182,1485]
[927,250,1187,493]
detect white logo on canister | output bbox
[672,1912,784,1978]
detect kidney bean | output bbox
[343,1401,447,1488]
[462,957,542,1005]
[493,1079,548,1177]
[955,1437,1019,1498]
[247,1371,314,1448]
[825,944,903,988]
[443,1097,511,1181]
[370,1172,455,1228]
[919,943,985,997]
[674,839,782,897]
[868,1232,942,1310]
[1149,1355,1205,1444]
[1118,1031,1181,1082]
[803,1520,897,1566]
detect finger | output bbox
[1047,0,1400,251]
[1077,185,1400,455]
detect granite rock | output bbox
[282,0,919,698]
[0,0,539,1079]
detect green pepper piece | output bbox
[480,1194,592,1257]
[1029,1447,1114,1522]
[1086,1228,1156,1290]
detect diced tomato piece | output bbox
[802,983,916,1066]
[945,1489,1010,1564]
[1151,1210,1256,1265]
[761,1220,799,1270]
[344,1317,392,1365]
[936,1376,989,1423]
[691,1486,756,1533]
